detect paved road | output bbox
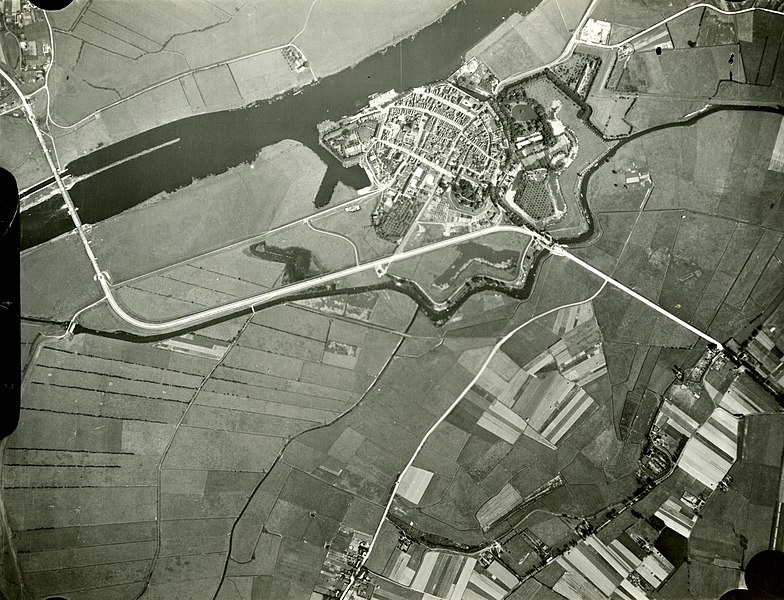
[338,283,611,598]
[5,0,731,355]
[338,1,759,594]
[5,55,724,349]
[497,0,603,89]
[0,65,114,311]
[5,6,738,598]
[497,2,782,89]
[552,246,723,349]
[103,225,532,332]
[770,443,784,551]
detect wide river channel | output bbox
[21,0,540,249]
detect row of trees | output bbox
[494,82,557,149]
[543,68,605,134]
[451,178,485,210]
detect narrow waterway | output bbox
[571,105,784,246]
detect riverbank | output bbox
[42,0,461,181]
[20,230,103,320]
[20,139,329,326]
[22,0,538,250]
[49,53,315,172]
[0,115,50,191]
[92,140,328,283]
[572,105,784,247]
[297,0,460,79]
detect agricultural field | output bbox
[421,290,524,339]
[21,231,103,320]
[8,294,409,600]
[0,116,51,191]
[0,28,20,68]
[517,255,602,319]
[7,331,221,599]
[86,140,326,283]
[591,0,692,45]
[20,140,328,324]
[112,262,280,323]
[716,11,784,102]
[588,9,784,135]
[736,11,784,88]
[607,343,703,440]
[110,215,357,322]
[666,7,704,49]
[15,223,724,599]
[228,51,313,104]
[44,31,117,127]
[579,109,784,344]
[19,323,40,373]
[296,289,417,333]
[587,70,706,135]
[603,8,784,102]
[384,280,639,552]
[592,284,699,350]
[623,97,707,132]
[509,578,565,600]
[216,299,515,597]
[366,532,520,600]
[587,93,634,138]
[192,65,242,108]
[611,45,741,97]
[398,254,596,344]
[309,191,398,263]
[290,254,601,564]
[45,0,462,164]
[46,0,312,160]
[657,413,784,599]
[466,0,574,81]
[73,226,712,597]
[388,231,532,304]
[605,209,682,302]
[296,0,457,78]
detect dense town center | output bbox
[5,1,784,600]
[320,68,590,246]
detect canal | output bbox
[21,0,540,249]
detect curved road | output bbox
[3,60,723,348]
[3,5,747,599]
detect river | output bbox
[21,0,539,249]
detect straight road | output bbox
[338,282,609,598]
[498,2,781,89]
[497,0,603,89]
[20,138,181,211]
[770,442,784,551]
[6,60,721,347]
[98,225,529,332]
[115,187,378,288]
[0,64,113,308]
[552,246,723,350]
[5,2,726,352]
[7,6,736,599]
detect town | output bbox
[315,10,784,599]
[7,0,784,599]
[319,69,587,247]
